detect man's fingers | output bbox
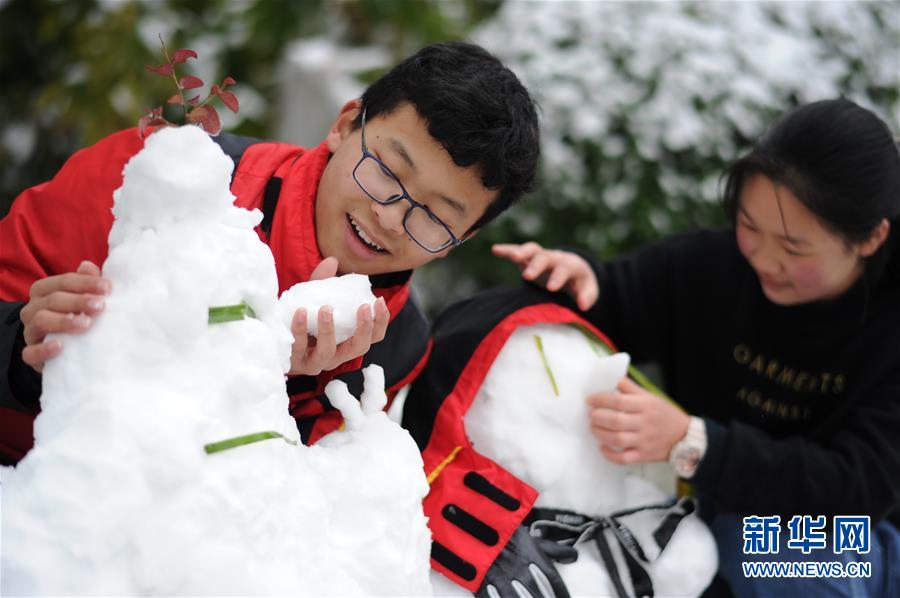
[308,307,337,368]
[21,339,63,373]
[29,271,110,300]
[75,260,101,276]
[23,311,93,346]
[309,256,339,281]
[371,297,389,343]
[290,308,310,358]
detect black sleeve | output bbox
[693,383,900,521]
[0,301,42,412]
[573,239,678,364]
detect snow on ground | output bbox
[0,125,432,596]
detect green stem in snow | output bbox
[208,301,257,324]
[204,431,298,455]
[534,334,560,397]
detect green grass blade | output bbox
[208,301,256,324]
[533,334,560,397]
[204,431,297,454]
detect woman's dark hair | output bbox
[355,41,540,234]
[722,98,900,286]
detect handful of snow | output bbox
[1,125,432,596]
[279,274,376,343]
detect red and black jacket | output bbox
[0,127,430,463]
[402,284,617,591]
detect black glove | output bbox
[475,526,571,598]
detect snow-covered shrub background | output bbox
[416,0,900,312]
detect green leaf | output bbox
[208,301,257,324]
[204,431,298,454]
[533,334,560,397]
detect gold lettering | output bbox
[765,359,781,380]
[749,355,765,375]
[776,367,796,387]
[734,344,752,365]
[834,375,846,394]
[806,376,820,393]
[747,391,763,408]
[793,372,809,392]
[776,403,790,419]
[761,399,776,415]
[820,372,833,393]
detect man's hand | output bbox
[287,257,390,376]
[20,260,110,373]
[492,242,599,311]
[587,377,690,465]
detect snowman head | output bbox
[464,322,633,515]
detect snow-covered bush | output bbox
[419,0,899,313]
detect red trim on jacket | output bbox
[422,302,616,591]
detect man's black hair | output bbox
[356,41,540,234]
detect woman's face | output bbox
[735,175,867,306]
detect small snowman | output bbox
[403,286,717,597]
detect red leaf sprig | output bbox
[140,35,239,137]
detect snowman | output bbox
[402,285,718,597]
[0,125,432,596]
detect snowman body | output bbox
[1,126,432,596]
[434,322,717,596]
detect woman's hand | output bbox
[492,242,599,311]
[287,257,390,376]
[587,377,690,465]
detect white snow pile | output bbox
[433,323,717,597]
[0,125,432,596]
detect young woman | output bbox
[494,98,900,597]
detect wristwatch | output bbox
[668,416,707,479]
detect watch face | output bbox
[675,446,701,476]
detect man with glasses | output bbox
[1,41,539,450]
[1,41,542,596]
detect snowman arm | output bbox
[424,446,539,592]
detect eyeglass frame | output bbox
[352,107,466,254]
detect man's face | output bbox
[315,101,497,275]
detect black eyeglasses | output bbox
[352,108,464,253]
